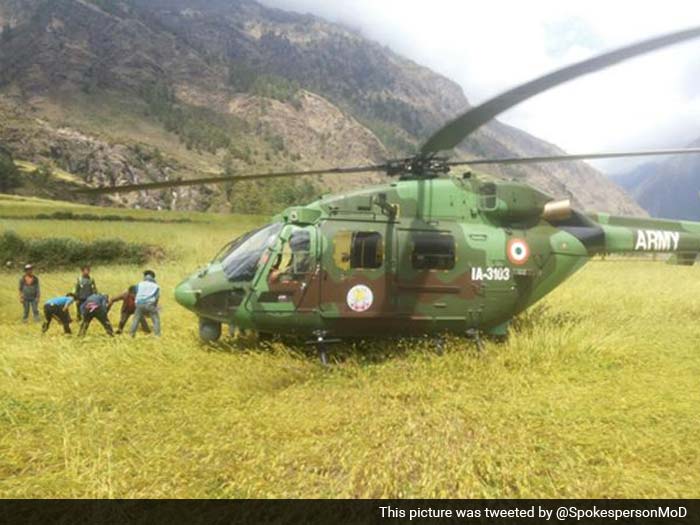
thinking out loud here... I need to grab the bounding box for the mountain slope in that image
[613,138,700,220]
[0,0,645,215]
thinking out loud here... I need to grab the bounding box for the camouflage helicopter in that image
[81,27,700,357]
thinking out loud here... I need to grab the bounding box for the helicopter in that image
[79,27,700,356]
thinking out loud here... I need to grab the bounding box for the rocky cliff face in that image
[0,0,645,215]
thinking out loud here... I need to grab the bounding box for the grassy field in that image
[1,195,700,498]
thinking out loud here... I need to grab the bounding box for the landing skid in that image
[306,332,342,365]
[466,329,485,352]
[201,323,509,360]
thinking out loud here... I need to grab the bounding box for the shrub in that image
[0,147,21,192]
[0,231,25,257]
[0,231,157,269]
[228,61,258,92]
[251,75,300,104]
[32,162,53,182]
[28,211,192,223]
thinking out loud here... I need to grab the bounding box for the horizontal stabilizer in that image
[667,253,698,266]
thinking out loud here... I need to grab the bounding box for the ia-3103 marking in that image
[471,267,512,281]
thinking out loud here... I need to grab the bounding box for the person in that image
[78,293,114,336]
[268,234,312,285]
[130,270,161,337]
[42,293,77,334]
[109,285,150,335]
[74,266,97,322]
[18,264,41,323]
[268,254,283,283]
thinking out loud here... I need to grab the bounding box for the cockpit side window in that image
[273,228,312,281]
[221,223,283,282]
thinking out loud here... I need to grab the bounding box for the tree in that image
[0,147,21,192]
[33,162,53,183]
[228,62,258,92]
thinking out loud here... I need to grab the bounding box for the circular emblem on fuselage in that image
[346,285,374,312]
[507,238,530,265]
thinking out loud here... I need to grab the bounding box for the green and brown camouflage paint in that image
[175,173,700,339]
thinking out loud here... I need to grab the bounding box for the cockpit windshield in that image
[217,223,283,282]
[213,231,253,264]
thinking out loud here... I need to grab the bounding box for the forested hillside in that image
[0,0,644,215]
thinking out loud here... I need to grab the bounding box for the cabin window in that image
[334,231,383,270]
[411,233,456,270]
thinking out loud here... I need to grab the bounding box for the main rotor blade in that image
[74,164,388,195]
[449,147,700,167]
[420,26,700,155]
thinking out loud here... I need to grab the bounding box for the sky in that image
[258,0,700,173]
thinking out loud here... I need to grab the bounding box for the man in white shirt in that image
[130,270,161,337]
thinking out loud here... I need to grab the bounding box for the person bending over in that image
[78,293,114,337]
[42,293,77,334]
[109,285,150,335]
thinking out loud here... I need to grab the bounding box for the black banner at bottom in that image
[1,499,698,525]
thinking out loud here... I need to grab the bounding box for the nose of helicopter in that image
[174,279,197,309]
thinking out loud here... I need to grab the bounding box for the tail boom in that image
[588,213,700,256]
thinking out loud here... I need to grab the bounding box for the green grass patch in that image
[0,193,263,223]
[14,160,83,184]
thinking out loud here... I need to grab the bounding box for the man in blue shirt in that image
[78,293,114,337]
[130,270,161,337]
[42,293,76,334]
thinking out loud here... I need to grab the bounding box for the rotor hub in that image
[385,156,451,180]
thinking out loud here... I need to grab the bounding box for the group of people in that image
[19,264,162,337]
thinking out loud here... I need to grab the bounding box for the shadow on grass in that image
[511,304,583,335]
[200,332,486,366]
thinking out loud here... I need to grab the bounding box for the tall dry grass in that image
[1,196,699,498]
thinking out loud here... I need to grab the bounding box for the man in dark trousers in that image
[130,270,161,337]
[42,293,77,334]
[78,293,114,337]
[74,265,97,322]
[109,285,150,335]
[18,264,41,323]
